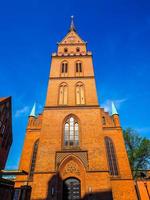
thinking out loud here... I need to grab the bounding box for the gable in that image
[59,31,86,45]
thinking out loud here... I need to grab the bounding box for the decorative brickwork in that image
[62,160,80,176]
[0,97,12,170]
[56,151,88,170]
[15,20,138,200]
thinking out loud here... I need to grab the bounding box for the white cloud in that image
[115,98,128,109]
[101,98,127,114]
[15,106,30,118]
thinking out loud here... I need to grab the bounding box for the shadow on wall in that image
[82,191,113,200]
[45,173,113,200]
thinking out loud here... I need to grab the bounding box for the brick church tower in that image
[15,17,138,200]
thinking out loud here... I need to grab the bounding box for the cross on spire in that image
[69,15,76,32]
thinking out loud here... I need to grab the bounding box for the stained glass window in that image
[64,116,79,148]
[105,137,118,176]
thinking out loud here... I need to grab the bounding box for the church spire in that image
[69,16,76,32]
[111,102,120,127]
[111,102,118,115]
[29,102,36,117]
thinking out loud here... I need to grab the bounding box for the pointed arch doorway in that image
[63,177,81,200]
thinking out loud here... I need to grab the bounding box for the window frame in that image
[75,61,83,76]
[75,82,86,105]
[61,61,68,77]
[104,136,119,176]
[63,115,80,149]
[58,82,68,105]
[102,116,106,125]
[29,139,39,179]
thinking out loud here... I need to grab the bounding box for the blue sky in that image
[0,0,150,169]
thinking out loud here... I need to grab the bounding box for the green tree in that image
[123,128,150,178]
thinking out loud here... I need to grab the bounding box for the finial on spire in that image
[69,15,76,32]
[29,102,36,117]
[111,102,118,115]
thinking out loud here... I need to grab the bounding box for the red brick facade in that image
[15,22,138,200]
[0,97,12,170]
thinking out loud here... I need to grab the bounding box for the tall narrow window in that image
[64,116,79,148]
[102,116,106,125]
[105,137,118,176]
[29,139,39,178]
[59,83,68,105]
[76,82,85,105]
[75,61,83,76]
[61,61,68,77]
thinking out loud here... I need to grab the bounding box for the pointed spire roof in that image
[69,16,76,32]
[58,16,86,45]
[111,102,118,115]
[29,102,36,117]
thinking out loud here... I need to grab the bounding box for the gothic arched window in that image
[105,137,119,176]
[29,139,39,178]
[59,83,68,105]
[61,61,68,77]
[64,116,79,148]
[75,61,83,76]
[76,82,85,105]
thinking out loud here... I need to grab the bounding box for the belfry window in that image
[61,61,68,77]
[59,83,68,105]
[64,116,79,148]
[105,137,119,176]
[76,62,82,72]
[76,82,85,105]
[29,139,39,178]
[75,61,83,76]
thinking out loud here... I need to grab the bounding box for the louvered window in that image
[61,61,68,76]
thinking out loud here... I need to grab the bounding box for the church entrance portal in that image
[63,177,81,200]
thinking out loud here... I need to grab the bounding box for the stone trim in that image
[110,178,134,181]
[103,127,122,130]
[44,105,99,110]
[49,76,95,80]
[51,54,92,58]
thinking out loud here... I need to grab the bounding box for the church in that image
[15,17,138,200]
